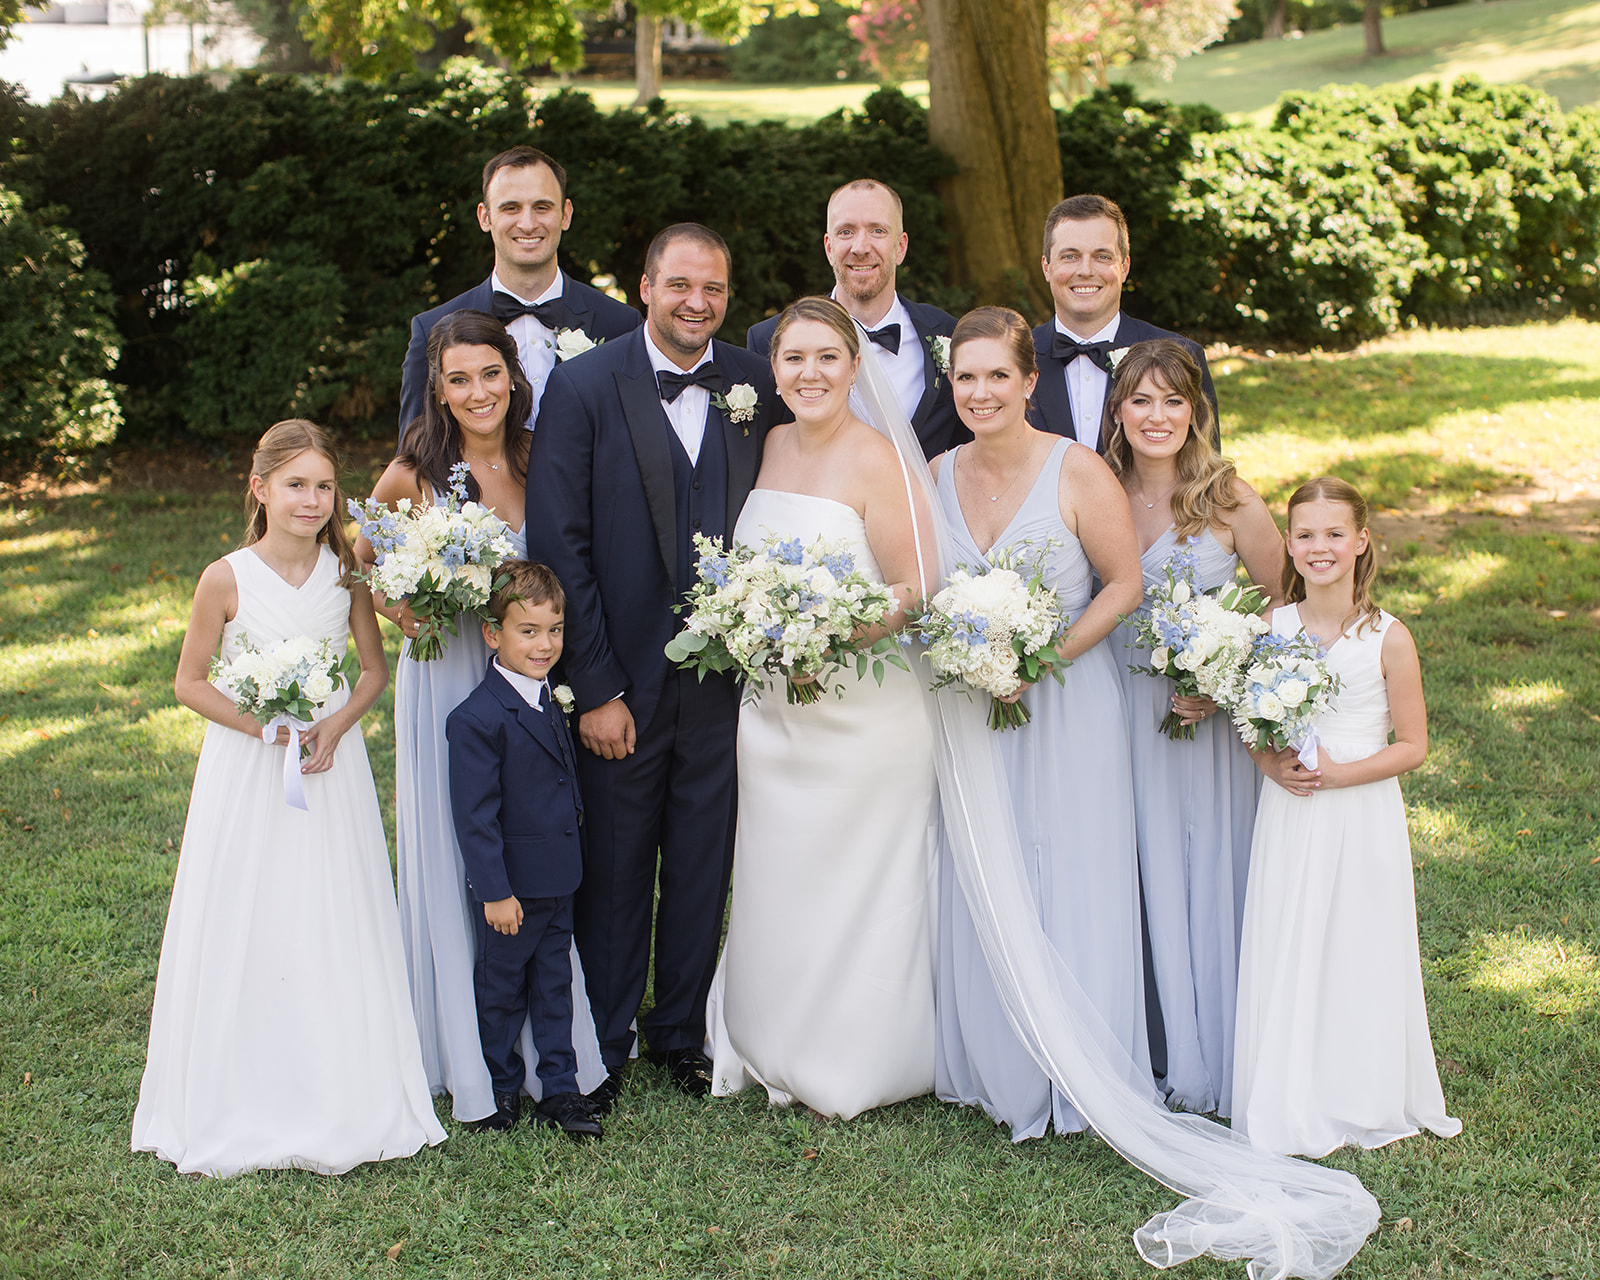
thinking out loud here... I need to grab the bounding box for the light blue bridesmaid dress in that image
[934,437,1149,1138]
[1111,526,1261,1117]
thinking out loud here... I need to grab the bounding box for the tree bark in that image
[633,10,663,107]
[1363,0,1385,56]
[924,0,1062,318]
[1264,0,1287,41]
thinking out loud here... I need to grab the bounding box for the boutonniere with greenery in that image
[1108,346,1130,371]
[552,684,575,713]
[713,383,760,427]
[552,329,599,361]
[925,333,951,375]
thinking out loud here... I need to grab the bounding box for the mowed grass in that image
[1119,0,1600,120]
[2,323,1599,1277]
[522,78,928,127]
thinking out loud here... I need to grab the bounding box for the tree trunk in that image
[924,0,1062,318]
[1264,0,1287,41]
[633,11,663,107]
[1363,0,1385,56]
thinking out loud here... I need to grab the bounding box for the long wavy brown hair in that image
[1101,339,1238,540]
[243,418,357,585]
[1282,475,1381,637]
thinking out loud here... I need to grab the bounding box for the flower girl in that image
[132,420,446,1177]
[1231,475,1461,1157]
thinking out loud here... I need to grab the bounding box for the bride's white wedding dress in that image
[706,488,939,1119]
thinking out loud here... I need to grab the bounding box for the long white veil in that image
[852,343,1380,1280]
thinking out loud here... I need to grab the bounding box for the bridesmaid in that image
[933,306,1148,1138]
[1102,339,1284,1117]
[356,309,603,1123]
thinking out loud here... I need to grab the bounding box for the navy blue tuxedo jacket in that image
[445,662,585,904]
[399,271,642,439]
[1030,314,1221,453]
[746,294,966,460]
[526,329,787,732]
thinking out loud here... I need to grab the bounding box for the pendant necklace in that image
[974,439,1041,503]
[465,450,502,472]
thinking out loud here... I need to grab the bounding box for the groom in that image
[526,223,786,1111]
[1033,193,1220,453]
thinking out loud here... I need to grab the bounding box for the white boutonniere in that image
[713,382,760,426]
[926,333,951,375]
[552,684,575,713]
[1108,346,1130,371]
[551,329,599,361]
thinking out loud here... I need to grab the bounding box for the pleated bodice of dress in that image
[1271,604,1395,761]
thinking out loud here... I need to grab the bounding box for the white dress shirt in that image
[835,291,927,427]
[494,658,548,712]
[643,327,714,466]
[490,268,566,422]
[1053,312,1124,451]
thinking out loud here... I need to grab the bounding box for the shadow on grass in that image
[1218,352,1600,443]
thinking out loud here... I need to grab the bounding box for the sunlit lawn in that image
[1,323,1598,1276]
[524,78,928,126]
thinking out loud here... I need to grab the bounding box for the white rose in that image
[1170,580,1191,606]
[1275,678,1308,707]
[1151,645,1171,670]
[555,328,597,360]
[459,562,492,597]
[304,671,335,704]
[1255,692,1286,721]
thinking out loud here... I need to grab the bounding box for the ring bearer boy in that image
[446,561,601,1140]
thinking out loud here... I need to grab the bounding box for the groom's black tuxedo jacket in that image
[526,328,788,734]
[398,271,642,440]
[745,294,966,460]
[1030,313,1221,454]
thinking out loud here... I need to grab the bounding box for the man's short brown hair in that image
[481,147,568,202]
[1042,193,1129,260]
[488,560,566,623]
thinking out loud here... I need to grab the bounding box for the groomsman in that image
[747,179,964,459]
[1033,194,1220,453]
[398,146,642,440]
[527,224,787,1111]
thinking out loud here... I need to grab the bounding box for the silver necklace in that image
[971,440,1040,503]
[1131,480,1176,510]
[464,450,502,472]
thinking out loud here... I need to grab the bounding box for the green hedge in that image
[3,69,1595,444]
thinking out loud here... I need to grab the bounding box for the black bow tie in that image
[1050,334,1115,373]
[862,323,901,355]
[657,364,725,404]
[491,292,576,332]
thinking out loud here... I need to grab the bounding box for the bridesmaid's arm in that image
[1315,620,1428,790]
[352,459,427,638]
[1224,477,1288,605]
[1056,447,1142,661]
[174,560,288,742]
[300,585,390,774]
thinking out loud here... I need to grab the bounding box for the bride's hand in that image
[299,718,347,773]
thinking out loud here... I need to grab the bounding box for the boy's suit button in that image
[565,829,575,837]
[692,479,700,491]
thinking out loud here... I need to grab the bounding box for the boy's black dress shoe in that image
[585,1069,624,1117]
[535,1091,603,1141]
[473,1091,519,1131]
[649,1047,713,1098]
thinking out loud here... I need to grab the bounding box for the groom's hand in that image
[580,699,637,760]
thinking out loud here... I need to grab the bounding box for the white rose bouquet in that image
[347,462,516,661]
[1128,537,1270,739]
[1231,629,1340,765]
[913,545,1069,731]
[211,633,360,809]
[664,531,907,705]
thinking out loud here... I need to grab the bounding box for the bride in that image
[706,296,939,1119]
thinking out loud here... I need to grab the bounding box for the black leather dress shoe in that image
[472,1091,519,1131]
[653,1047,713,1098]
[585,1069,624,1117]
[535,1091,603,1141]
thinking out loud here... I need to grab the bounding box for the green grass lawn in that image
[528,0,1597,128]
[1117,0,1600,119]
[2,323,1599,1277]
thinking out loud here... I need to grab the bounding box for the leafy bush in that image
[0,184,122,459]
[725,1,868,83]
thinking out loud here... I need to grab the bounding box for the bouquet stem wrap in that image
[262,713,314,811]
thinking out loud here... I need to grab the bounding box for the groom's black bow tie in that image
[1050,334,1116,373]
[862,323,901,355]
[491,292,575,332]
[657,364,725,404]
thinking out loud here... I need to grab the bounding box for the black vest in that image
[665,406,729,600]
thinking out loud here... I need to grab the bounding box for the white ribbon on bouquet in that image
[262,714,313,811]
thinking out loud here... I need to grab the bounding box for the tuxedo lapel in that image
[560,271,596,336]
[713,341,761,519]
[487,667,567,770]
[907,307,941,431]
[615,339,679,591]
[1031,329,1078,441]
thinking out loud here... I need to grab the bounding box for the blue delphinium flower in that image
[698,552,731,588]
[821,551,856,580]
[770,538,805,566]
[442,542,468,571]
[949,609,990,648]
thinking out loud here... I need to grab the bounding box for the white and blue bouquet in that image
[665,531,906,705]
[212,634,359,809]
[914,546,1069,731]
[1128,537,1270,739]
[347,462,516,661]
[1231,630,1340,766]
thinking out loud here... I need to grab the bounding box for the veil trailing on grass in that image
[851,343,1380,1280]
